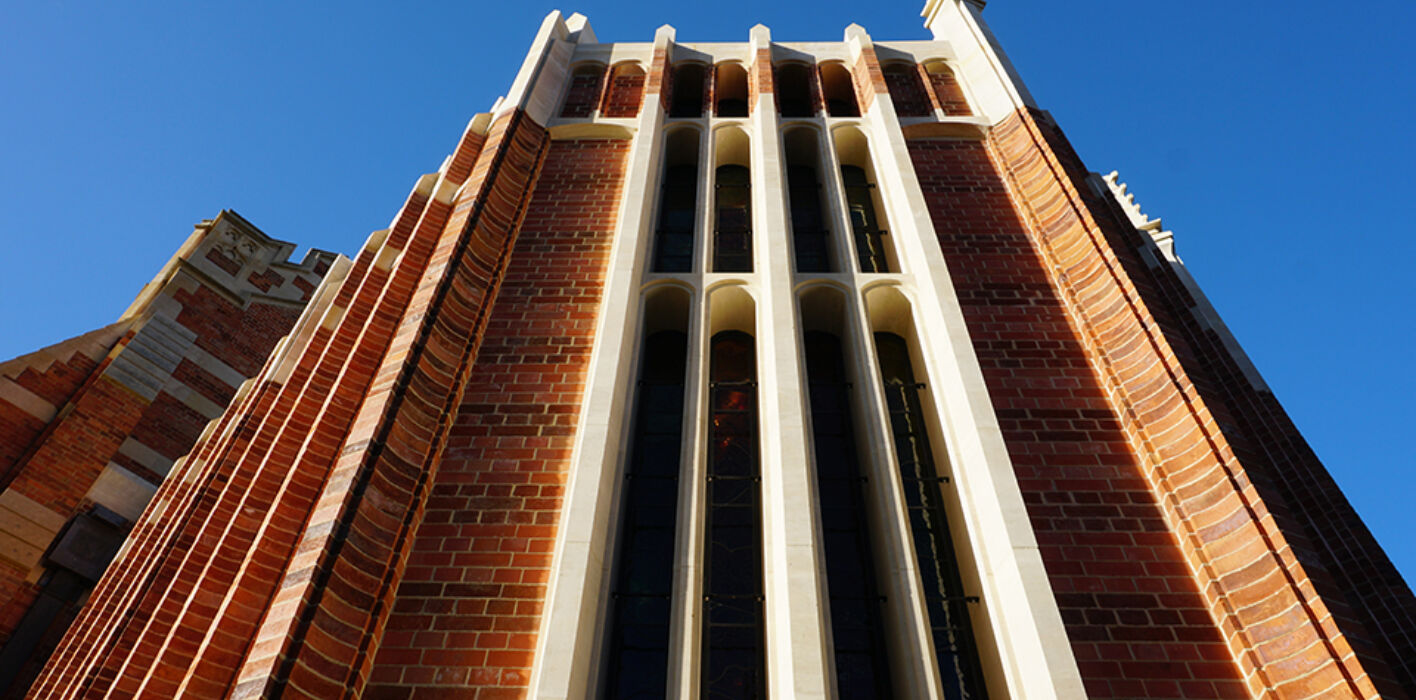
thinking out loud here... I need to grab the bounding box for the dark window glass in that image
[713,165,752,272]
[788,166,831,273]
[703,331,765,699]
[873,333,988,700]
[777,64,814,118]
[655,165,697,272]
[842,166,889,273]
[671,64,706,118]
[804,332,892,699]
[605,331,689,700]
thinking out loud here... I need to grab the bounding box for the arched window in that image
[654,130,700,272]
[873,332,987,699]
[803,328,893,697]
[882,62,932,117]
[834,127,898,273]
[923,61,971,117]
[603,312,688,699]
[561,63,605,118]
[670,63,706,118]
[776,63,814,118]
[714,63,749,117]
[784,129,831,273]
[703,329,765,699]
[713,128,752,272]
[820,63,859,117]
[602,63,646,118]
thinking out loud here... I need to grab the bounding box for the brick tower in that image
[31,3,1415,698]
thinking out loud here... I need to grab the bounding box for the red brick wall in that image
[0,349,106,480]
[909,138,1248,698]
[1079,148,1416,694]
[367,137,627,699]
[970,107,1386,698]
[925,65,971,117]
[560,66,605,119]
[883,62,932,117]
[851,49,886,114]
[600,65,644,118]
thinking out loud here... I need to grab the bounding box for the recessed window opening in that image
[654,129,701,273]
[923,61,972,117]
[561,63,606,119]
[784,129,832,273]
[865,288,988,700]
[602,63,647,118]
[715,63,749,118]
[670,63,707,118]
[882,62,932,118]
[819,63,859,117]
[833,128,899,273]
[777,63,814,118]
[712,128,752,273]
[799,287,893,698]
[603,287,691,700]
[703,287,764,699]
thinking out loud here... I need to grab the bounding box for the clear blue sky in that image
[2,2,1412,584]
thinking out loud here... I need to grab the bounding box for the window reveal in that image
[874,333,988,700]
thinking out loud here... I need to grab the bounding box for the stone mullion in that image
[846,21,1087,698]
[744,24,833,699]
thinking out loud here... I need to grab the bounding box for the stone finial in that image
[750,24,771,49]
[566,13,597,44]
[655,24,676,45]
[844,23,871,47]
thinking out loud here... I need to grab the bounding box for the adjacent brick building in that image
[24,3,1416,698]
[0,211,343,695]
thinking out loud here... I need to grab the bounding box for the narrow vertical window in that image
[703,330,765,699]
[874,333,988,700]
[715,63,749,117]
[654,130,699,273]
[819,63,860,117]
[784,129,831,273]
[604,329,689,699]
[804,330,892,698]
[670,63,706,118]
[714,166,752,272]
[776,63,814,118]
[842,166,888,273]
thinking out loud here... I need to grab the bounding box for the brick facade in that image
[910,137,1248,697]
[21,8,1414,699]
[368,137,628,698]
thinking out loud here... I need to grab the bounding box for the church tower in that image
[32,3,1415,698]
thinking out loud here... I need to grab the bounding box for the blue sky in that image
[2,1,1412,585]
